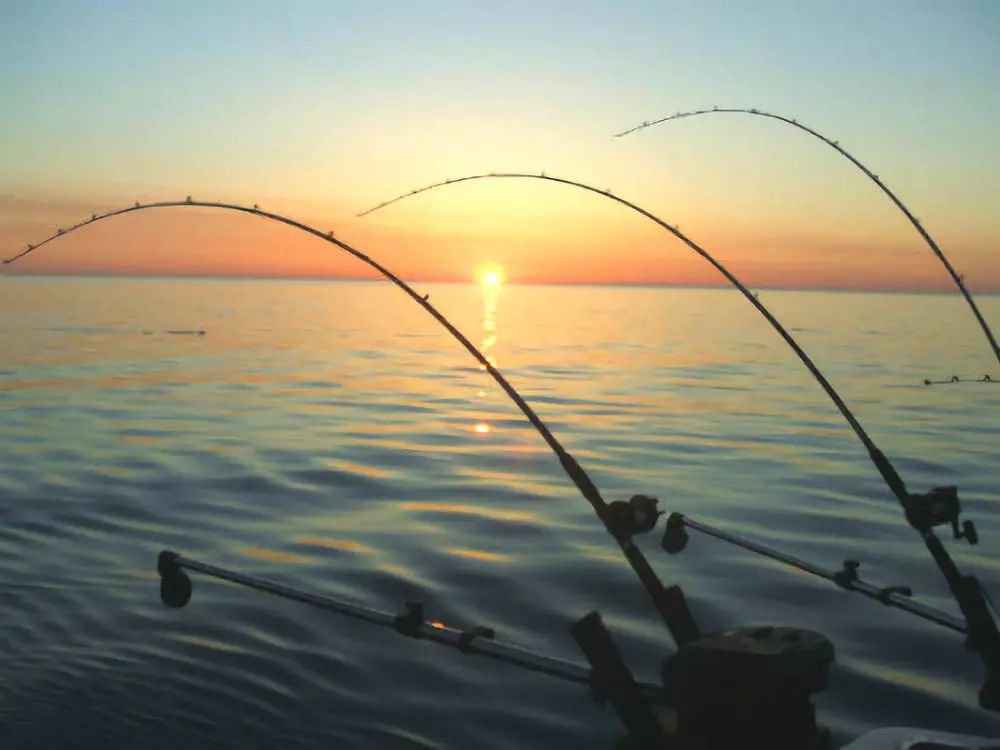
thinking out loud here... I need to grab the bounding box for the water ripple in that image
[2,279,998,747]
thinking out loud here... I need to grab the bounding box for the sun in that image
[477,265,505,287]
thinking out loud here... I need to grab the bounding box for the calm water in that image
[1,276,998,748]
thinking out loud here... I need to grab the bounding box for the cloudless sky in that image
[1,0,998,290]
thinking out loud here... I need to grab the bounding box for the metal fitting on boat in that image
[662,626,834,750]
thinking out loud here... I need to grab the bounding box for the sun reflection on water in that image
[476,265,502,371]
[471,265,503,434]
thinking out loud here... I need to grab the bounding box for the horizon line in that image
[3,269,997,296]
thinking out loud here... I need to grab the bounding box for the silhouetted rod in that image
[2,200,687,643]
[163,552,663,695]
[0,201,595,508]
[358,173,912,508]
[667,514,966,634]
[615,107,1000,366]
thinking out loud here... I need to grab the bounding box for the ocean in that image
[1,276,998,748]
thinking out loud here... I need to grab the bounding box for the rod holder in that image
[570,611,666,749]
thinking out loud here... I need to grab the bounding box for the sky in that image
[1,0,998,291]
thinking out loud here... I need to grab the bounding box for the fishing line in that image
[614,107,1000,368]
[2,199,692,642]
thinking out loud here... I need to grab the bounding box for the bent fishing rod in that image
[2,197,699,648]
[357,174,914,499]
[614,106,1000,369]
[358,172,1000,707]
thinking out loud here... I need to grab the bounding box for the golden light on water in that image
[446,548,510,562]
[477,263,502,371]
[470,264,503,435]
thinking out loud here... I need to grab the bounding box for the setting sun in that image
[477,266,504,287]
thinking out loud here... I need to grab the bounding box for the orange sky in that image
[2,3,998,293]
[2,185,995,293]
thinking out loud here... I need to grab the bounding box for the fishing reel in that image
[661,512,688,554]
[603,495,663,539]
[903,486,978,544]
[158,550,193,608]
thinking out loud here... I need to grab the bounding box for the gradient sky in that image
[1,0,998,290]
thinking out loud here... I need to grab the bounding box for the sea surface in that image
[1,276,998,748]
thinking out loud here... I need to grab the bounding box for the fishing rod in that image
[660,512,968,634]
[5,198,704,746]
[358,172,999,709]
[614,106,1000,369]
[1,198,698,649]
[154,551,663,699]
